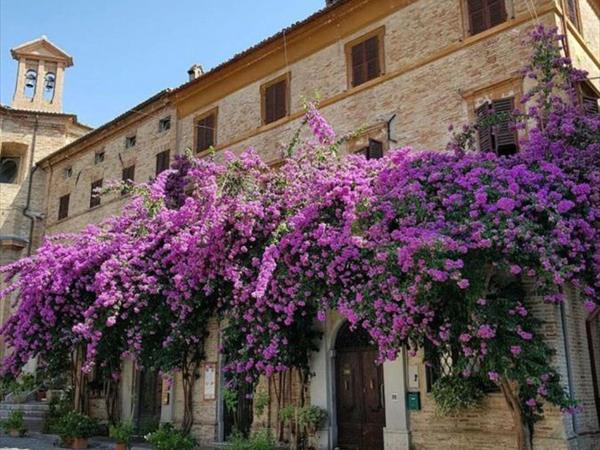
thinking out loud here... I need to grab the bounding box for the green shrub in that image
[145,423,196,450]
[229,429,275,450]
[109,420,134,444]
[1,410,26,435]
[43,394,71,434]
[57,411,98,439]
[431,375,485,416]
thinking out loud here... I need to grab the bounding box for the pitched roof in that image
[11,35,74,66]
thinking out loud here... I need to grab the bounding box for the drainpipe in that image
[22,115,39,256]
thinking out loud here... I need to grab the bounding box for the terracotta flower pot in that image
[70,437,88,449]
[115,443,127,450]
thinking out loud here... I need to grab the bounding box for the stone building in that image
[3,0,600,449]
[0,36,91,360]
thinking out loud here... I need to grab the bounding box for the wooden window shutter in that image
[155,150,170,175]
[492,97,517,155]
[121,165,135,196]
[351,41,366,87]
[367,139,384,160]
[264,79,287,124]
[468,0,487,35]
[90,179,103,208]
[58,194,70,220]
[197,114,215,152]
[365,36,380,82]
[487,0,507,28]
[583,96,599,115]
[476,102,493,152]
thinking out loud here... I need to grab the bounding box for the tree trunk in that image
[181,359,199,435]
[71,347,88,414]
[500,378,533,450]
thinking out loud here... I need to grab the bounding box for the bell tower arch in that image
[10,35,73,113]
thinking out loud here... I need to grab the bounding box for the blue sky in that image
[0,0,324,127]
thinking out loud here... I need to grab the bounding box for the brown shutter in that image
[197,114,215,152]
[468,0,487,34]
[155,150,170,175]
[121,165,135,196]
[487,0,507,27]
[476,102,493,152]
[264,80,287,124]
[58,194,70,220]
[365,36,380,81]
[492,97,517,155]
[90,179,103,208]
[351,42,366,87]
[582,96,599,115]
[367,139,384,160]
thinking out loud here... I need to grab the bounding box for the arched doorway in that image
[335,321,385,450]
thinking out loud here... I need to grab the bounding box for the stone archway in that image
[334,321,385,450]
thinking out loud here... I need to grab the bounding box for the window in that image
[357,139,384,160]
[476,97,517,156]
[580,82,599,115]
[262,75,289,125]
[155,150,170,175]
[63,167,73,179]
[24,69,37,98]
[122,165,135,196]
[94,151,105,164]
[58,194,70,220]
[195,112,216,153]
[125,135,136,149]
[159,116,171,132]
[347,29,384,88]
[0,157,20,184]
[565,0,580,30]
[466,0,507,35]
[90,179,103,208]
[44,72,56,102]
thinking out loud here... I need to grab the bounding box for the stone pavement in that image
[0,434,152,450]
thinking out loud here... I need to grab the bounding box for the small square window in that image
[159,116,171,132]
[346,29,384,88]
[63,167,73,179]
[357,139,384,160]
[125,135,137,149]
[94,151,105,164]
[466,0,508,35]
[121,165,135,196]
[196,112,216,153]
[90,179,103,208]
[58,194,70,220]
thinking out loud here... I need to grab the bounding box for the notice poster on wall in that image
[203,362,216,400]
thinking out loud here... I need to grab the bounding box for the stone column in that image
[52,62,65,112]
[383,349,411,450]
[32,60,45,109]
[12,59,27,105]
[308,317,332,449]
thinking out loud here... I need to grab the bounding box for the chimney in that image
[187,64,204,81]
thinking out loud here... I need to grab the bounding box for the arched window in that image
[24,69,37,98]
[44,72,56,101]
[0,157,20,184]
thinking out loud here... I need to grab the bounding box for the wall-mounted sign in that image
[203,362,216,400]
[161,378,170,405]
[408,365,420,390]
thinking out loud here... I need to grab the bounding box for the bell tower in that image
[10,36,73,113]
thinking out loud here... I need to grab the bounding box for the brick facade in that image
[3,0,599,448]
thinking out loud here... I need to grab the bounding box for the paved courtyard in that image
[0,434,133,450]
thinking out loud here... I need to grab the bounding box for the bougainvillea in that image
[0,25,598,448]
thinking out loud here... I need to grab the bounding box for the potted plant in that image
[109,421,134,450]
[1,410,26,437]
[145,423,196,450]
[57,411,98,449]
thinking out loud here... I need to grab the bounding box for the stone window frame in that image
[459,0,515,39]
[461,75,523,123]
[94,150,105,165]
[346,122,389,156]
[0,142,28,185]
[344,26,386,90]
[125,134,137,149]
[260,72,291,126]
[158,116,171,133]
[193,106,219,156]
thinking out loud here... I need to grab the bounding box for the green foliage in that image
[280,404,327,435]
[431,376,485,416]
[1,410,26,434]
[57,411,99,439]
[253,392,270,417]
[42,393,72,434]
[229,429,275,450]
[145,423,196,450]
[137,416,160,436]
[109,421,134,444]
[223,388,238,414]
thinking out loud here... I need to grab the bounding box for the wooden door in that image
[136,369,162,433]
[335,323,385,450]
